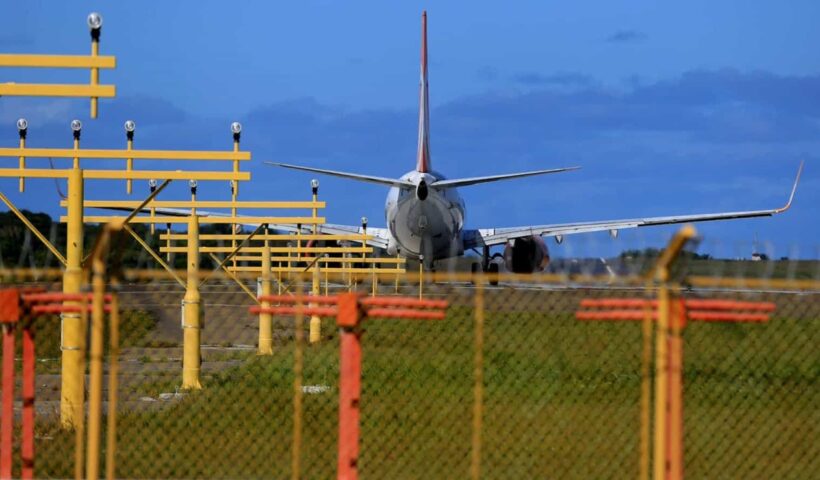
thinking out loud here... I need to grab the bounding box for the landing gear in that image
[475,246,500,286]
[486,262,499,286]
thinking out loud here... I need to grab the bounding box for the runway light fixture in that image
[230,122,242,135]
[189,179,198,194]
[149,179,158,192]
[71,119,82,139]
[361,217,368,229]
[124,120,136,132]
[87,12,103,30]
[311,178,319,195]
[16,118,28,135]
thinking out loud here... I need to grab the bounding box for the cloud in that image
[512,72,593,87]
[1,69,815,249]
[476,66,499,82]
[606,30,647,43]
[0,33,34,47]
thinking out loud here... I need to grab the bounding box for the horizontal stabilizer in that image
[265,162,413,188]
[432,166,580,188]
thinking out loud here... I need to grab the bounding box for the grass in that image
[25,288,818,479]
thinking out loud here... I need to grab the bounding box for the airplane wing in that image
[431,166,580,188]
[95,206,391,249]
[265,162,414,188]
[464,161,803,249]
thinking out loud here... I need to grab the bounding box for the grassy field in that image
[21,288,820,478]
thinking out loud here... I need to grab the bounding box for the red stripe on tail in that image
[416,11,431,173]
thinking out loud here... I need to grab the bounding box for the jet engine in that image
[503,235,550,273]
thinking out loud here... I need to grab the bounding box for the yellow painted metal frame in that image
[160,245,366,253]
[71,200,322,209]
[0,148,249,161]
[73,215,322,225]
[0,46,116,118]
[231,256,405,264]
[0,169,250,181]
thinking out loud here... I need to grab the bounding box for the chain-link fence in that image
[0,269,816,479]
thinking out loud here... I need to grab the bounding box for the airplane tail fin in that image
[416,11,431,173]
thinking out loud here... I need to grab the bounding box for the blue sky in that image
[1,1,818,259]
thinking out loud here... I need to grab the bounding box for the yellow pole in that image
[324,266,329,296]
[259,227,273,355]
[165,222,172,263]
[309,188,321,344]
[105,281,121,480]
[125,131,133,194]
[90,36,99,118]
[639,288,653,480]
[61,167,85,427]
[231,129,240,272]
[182,214,202,389]
[395,255,401,294]
[73,306,88,480]
[73,132,80,169]
[18,132,25,192]
[86,244,107,480]
[419,256,424,300]
[470,283,485,480]
[653,282,669,480]
[292,286,305,480]
[667,289,684,480]
[371,269,376,297]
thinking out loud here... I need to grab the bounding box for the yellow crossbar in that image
[65,216,324,225]
[160,233,368,241]
[160,246,370,254]
[0,169,250,181]
[0,54,116,69]
[232,256,405,264]
[0,83,115,97]
[68,200,322,209]
[0,148,250,161]
[230,267,404,274]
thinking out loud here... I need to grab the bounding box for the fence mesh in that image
[0,273,817,479]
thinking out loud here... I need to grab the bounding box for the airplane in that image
[265,11,803,274]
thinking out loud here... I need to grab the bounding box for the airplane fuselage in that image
[385,170,465,263]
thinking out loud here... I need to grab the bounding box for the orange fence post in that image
[251,293,448,480]
[576,296,775,480]
[0,288,19,480]
[21,317,35,480]
[1,322,14,480]
[337,293,363,480]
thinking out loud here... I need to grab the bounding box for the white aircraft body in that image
[267,11,802,273]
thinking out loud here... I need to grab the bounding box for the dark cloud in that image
[0,33,34,47]
[513,72,593,87]
[606,30,647,43]
[476,66,499,82]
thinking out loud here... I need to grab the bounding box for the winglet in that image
[775,160,804,213]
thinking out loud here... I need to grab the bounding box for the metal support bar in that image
[0,84,115,98]
[0,191,67,266]
[200,223,266,286]
[122,179,172,226]
[0,147,249,161]
[0,169,250,181]
[0,54,116,68]
[207,253,259,304]
[122,225,185,288]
